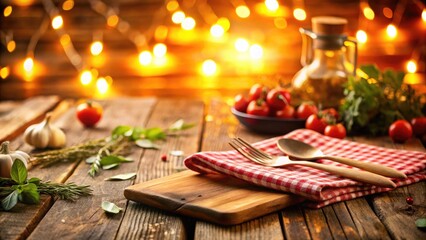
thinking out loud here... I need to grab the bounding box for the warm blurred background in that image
[0,0,425,100]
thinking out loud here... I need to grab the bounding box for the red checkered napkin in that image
[184,129,426,208]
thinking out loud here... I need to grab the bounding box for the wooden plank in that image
[281,206,311,239]
[116,98,205,239]
[303,208,333,240]
[25,98,157,239]
[372,182,426,240]
[0,95,61,142]
[331,202,361,239]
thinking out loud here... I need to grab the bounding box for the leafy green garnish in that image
[340,64,425,135]
[101,201,122,214]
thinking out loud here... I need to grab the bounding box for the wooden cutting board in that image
[124,170,304,225]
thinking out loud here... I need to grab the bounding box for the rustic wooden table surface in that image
[0,96,425,240]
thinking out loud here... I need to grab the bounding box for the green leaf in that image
[85,156,98,164]
[130,127,145,141]
[1,190,19,211]
[102,163,119,170]
[169,119,195,131]
[360,64,379,80]
[135,139,160,149]
[111,126,132,138]
[10,159,27,185]
[104,173,137,181]
[99,155,133,166]
[19,183,40,204]
[415,218,426,228]
[28,177,41,185]
[101,201,122,214]
[145,127,166,141]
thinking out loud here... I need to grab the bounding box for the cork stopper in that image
[312,16,347,35]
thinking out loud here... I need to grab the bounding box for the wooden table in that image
[0,96,425,240]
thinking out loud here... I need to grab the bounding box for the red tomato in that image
[324,123,347,139]
[389,120,412,143]
[266,89,288,110]
[305,114,327,134]
[76,101,103,127]
[320,108,339,120]
[296,102,318,119]
[234,94,249,112]
[248,84,268,101]
[246,100,270,116]
[275,105,295,119]
[410,117,426,137]
[276,88,291,105]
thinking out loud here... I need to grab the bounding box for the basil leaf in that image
[416,218,426,228]
[145,127,166,141]
[100,155,133,166]
[102,163,119,170]
[28,177,41,185]
[169,119,195,131]
[85,156,98,164]
[101,201,122,214]
[1,190,19,211]
[19,183,40,204]
[105,173,137,181]
[130,127,145,141]
[10,159,27,184]
[111,126,132,138]
[135,139,160,149]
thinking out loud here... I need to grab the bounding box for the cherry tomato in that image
[324,123,346,139]
[246,100,270,116]
[320,108,339,120]
[248,84,268,101]
[305,114,327,134]
[76,101,103,127]
[410,117,426,137]
[389,120,412,143]
[266,89,288,110]
[275,105,295,119]
[296,102,318,119]
[276,88,291,105]
[234,94,249,113]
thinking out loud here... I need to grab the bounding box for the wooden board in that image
[124,170,304,225]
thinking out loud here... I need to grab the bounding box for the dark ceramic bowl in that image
[231,108,306,135]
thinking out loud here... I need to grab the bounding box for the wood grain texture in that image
[124,170,303,225]
[26,98,157,240]
[116,98,205,239]
[0,95,60,142]
[281,206,311,239]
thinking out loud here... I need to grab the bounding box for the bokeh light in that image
[0,67,10,79]
[235,38,250,52]
[139,51,153,65]
[236,5,250,18]
[293,8,306,21]
[386,24,397,39]
[356,30,367,44]
[3,6,12,17]
[90,41,103,56]
[153,43,167,58]
[210,24,225,38]
[249,44,263,59]
[52,15,64,29]
[406,60,417,73]
[181,17,196,30]
[363,7,375,20]
[23,57,34,72]
[201,59,217,76]
[172,11,185,24]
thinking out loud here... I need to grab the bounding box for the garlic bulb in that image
[24,113,66,149]
[0,141,29,178]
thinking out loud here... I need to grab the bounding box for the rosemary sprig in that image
[37,181,92,201]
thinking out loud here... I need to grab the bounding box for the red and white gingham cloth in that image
[184,129,426,208]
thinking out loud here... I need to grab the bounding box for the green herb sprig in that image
[30,119,195,177]
[1,160,92,211]
[340,64,425,135]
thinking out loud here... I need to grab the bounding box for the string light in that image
[166,0,179,12]
[80,70,94,85]
[210,24,225,38]
[235,38,250,52]
[3,6,12,17]
[265,0,279,11]
[249,44,263,59]
[90,41,103,56]
[236,5,250,18]
[96,76,112,94]
[139,51,153,65]
[153,43,167,58]
[386,24,397,39]
[7,40,16,52]
[201,59,217,76]
[293,8,306,21]
[422,9,426,22]
[406,60,417,73]
[51,15,64,29]
[181,17,196,30]
[356,30,368,44]
[0,67,10,79]
[62,0,74,11]
[107,14,119,27]
[172,11,185,24]
[363,6,375,20]
[23,57,34,73]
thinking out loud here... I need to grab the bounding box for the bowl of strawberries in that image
[231,83,316,134]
